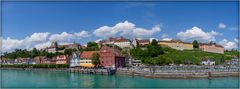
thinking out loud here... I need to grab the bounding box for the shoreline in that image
[116,70,239,79]
[1,68,239,79]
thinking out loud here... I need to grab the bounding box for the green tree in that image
[87,42,98,47]
[64,49,77,55]
[31,48,38,58]
[84,42,99,51]
[91,53,100,66]
[151,39,158,46]
[192,40,199,49]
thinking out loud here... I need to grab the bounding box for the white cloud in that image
[49,32,74,42]
[93,26,118,38]
[3,37,24,51]
[218,39,237,50]
[177,26,220,42]
[162,38,172,41]
[49,31,90,42]
[34,41,52,50]
[93,21,161,38]
[2,32,51,52]
[2,31,90,52]
[26,32,50,42]
[74,31,91,38]
[218,23,226,29]
[234,38,238,43]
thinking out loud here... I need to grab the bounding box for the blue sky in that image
[2,1,239,51]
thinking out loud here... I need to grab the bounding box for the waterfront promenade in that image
[116,65,239,78]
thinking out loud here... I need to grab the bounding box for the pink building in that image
[199,43,224,54]
[100,45,125,68]
[53,55,70,64]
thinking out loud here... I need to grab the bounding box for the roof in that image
[136,39,149,43]
[115,39,130,42]
[99,37,130,43]
[80,51,98,59]
[100,45,123,56]
[199,43,223,48]
[158,39,192,44]
[201,58,214,61]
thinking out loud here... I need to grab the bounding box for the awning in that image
[80,63,94,67]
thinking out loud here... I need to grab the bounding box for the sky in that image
[2,1,239,52]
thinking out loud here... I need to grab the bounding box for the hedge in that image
[1,64,69,68]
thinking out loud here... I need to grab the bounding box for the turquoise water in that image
[1,69,239,88]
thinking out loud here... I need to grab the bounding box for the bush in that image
[1,64,69,68]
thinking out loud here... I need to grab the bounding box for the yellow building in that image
[79,51,99,67]
[158,39,193,50]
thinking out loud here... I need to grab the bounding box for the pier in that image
[69,68,116,75]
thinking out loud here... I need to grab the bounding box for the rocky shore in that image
[1,68,239,79]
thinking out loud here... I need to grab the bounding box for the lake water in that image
[1,69,239,88]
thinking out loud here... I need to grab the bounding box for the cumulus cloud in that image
[162,38,172,41]
[49,31,90,42]
[74,31,90,38]
[49,32,74,42]
[234,38,239,43]
[2,31,90,52]
[177,26,220,42]
[93,21,161,38]
[3,37,24,51]
[218,39,237,50]
[26,32,50,42]
[34,41,52,50]
[218,23,226,29]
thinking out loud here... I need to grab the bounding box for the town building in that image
[99,37,133,49]
[224,59,239,65]
[53,55,69,64]
[200,58,215,65]
[33,56,48,64]
[15,58,29,64]
[70,52,81,67]
[46,42,81,53]
[199,42,224,54]
[128,58,143,67]
[132,39,150,47]
[79,51,98,68]
[28,59,36,64]
[46,42,58,53]
[0,57,6,64]
[100,45,125,68]
[158,39,193,50]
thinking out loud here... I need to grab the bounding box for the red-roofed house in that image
[79,51,99,67]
